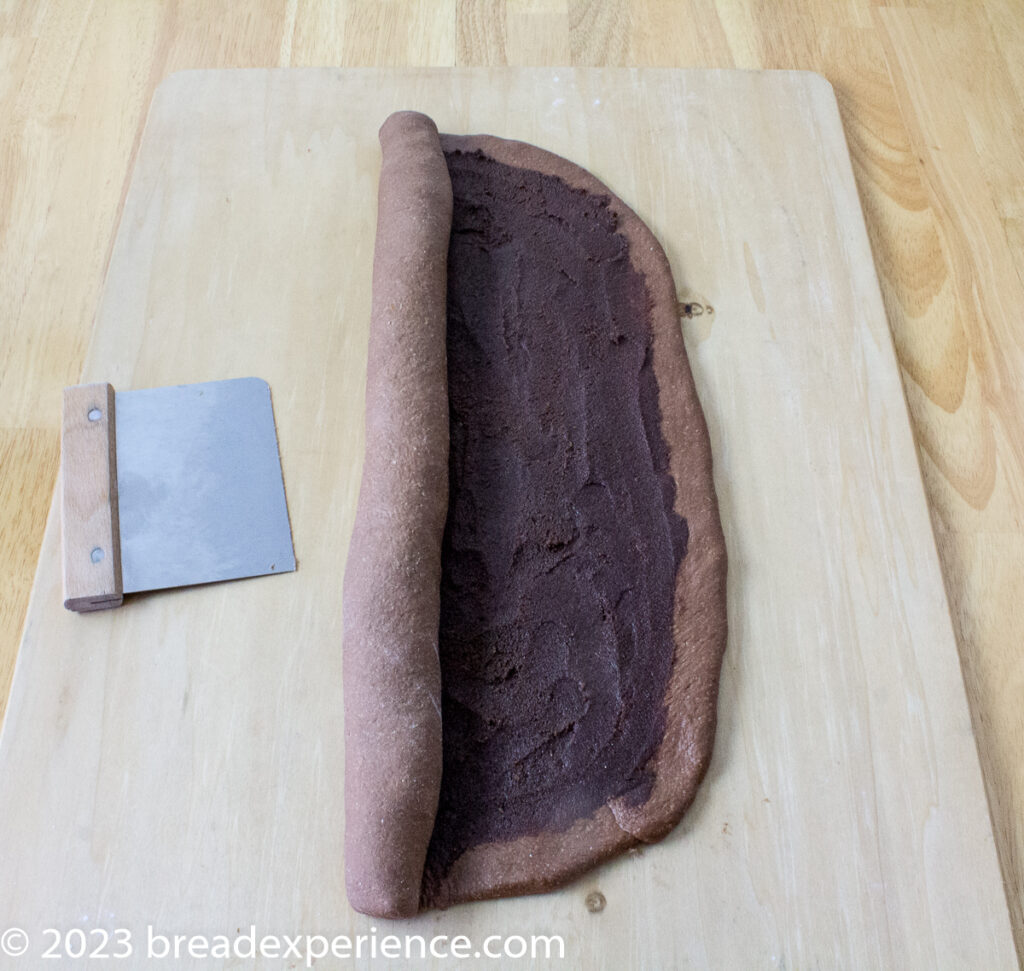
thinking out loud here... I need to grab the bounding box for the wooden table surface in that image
[2,0,1022,961]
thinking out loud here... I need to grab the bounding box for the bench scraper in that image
[60,377,296,612]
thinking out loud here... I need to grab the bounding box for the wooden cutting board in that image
[0,69,1014,969]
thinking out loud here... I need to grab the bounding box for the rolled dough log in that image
[342,111,452,919]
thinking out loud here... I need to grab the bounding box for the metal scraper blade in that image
[114,377,295,594]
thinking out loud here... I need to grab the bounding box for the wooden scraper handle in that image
[61,383,124,611]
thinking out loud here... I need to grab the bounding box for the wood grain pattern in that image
[1,0,1022,961]
[0,67,1015,969]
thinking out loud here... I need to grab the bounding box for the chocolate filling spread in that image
[424,149,689,884]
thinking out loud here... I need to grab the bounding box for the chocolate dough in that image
[343,113,728,917]
[423,147,691,888]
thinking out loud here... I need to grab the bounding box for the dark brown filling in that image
[423,149,688,886]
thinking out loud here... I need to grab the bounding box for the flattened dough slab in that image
[343,113,727,915]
